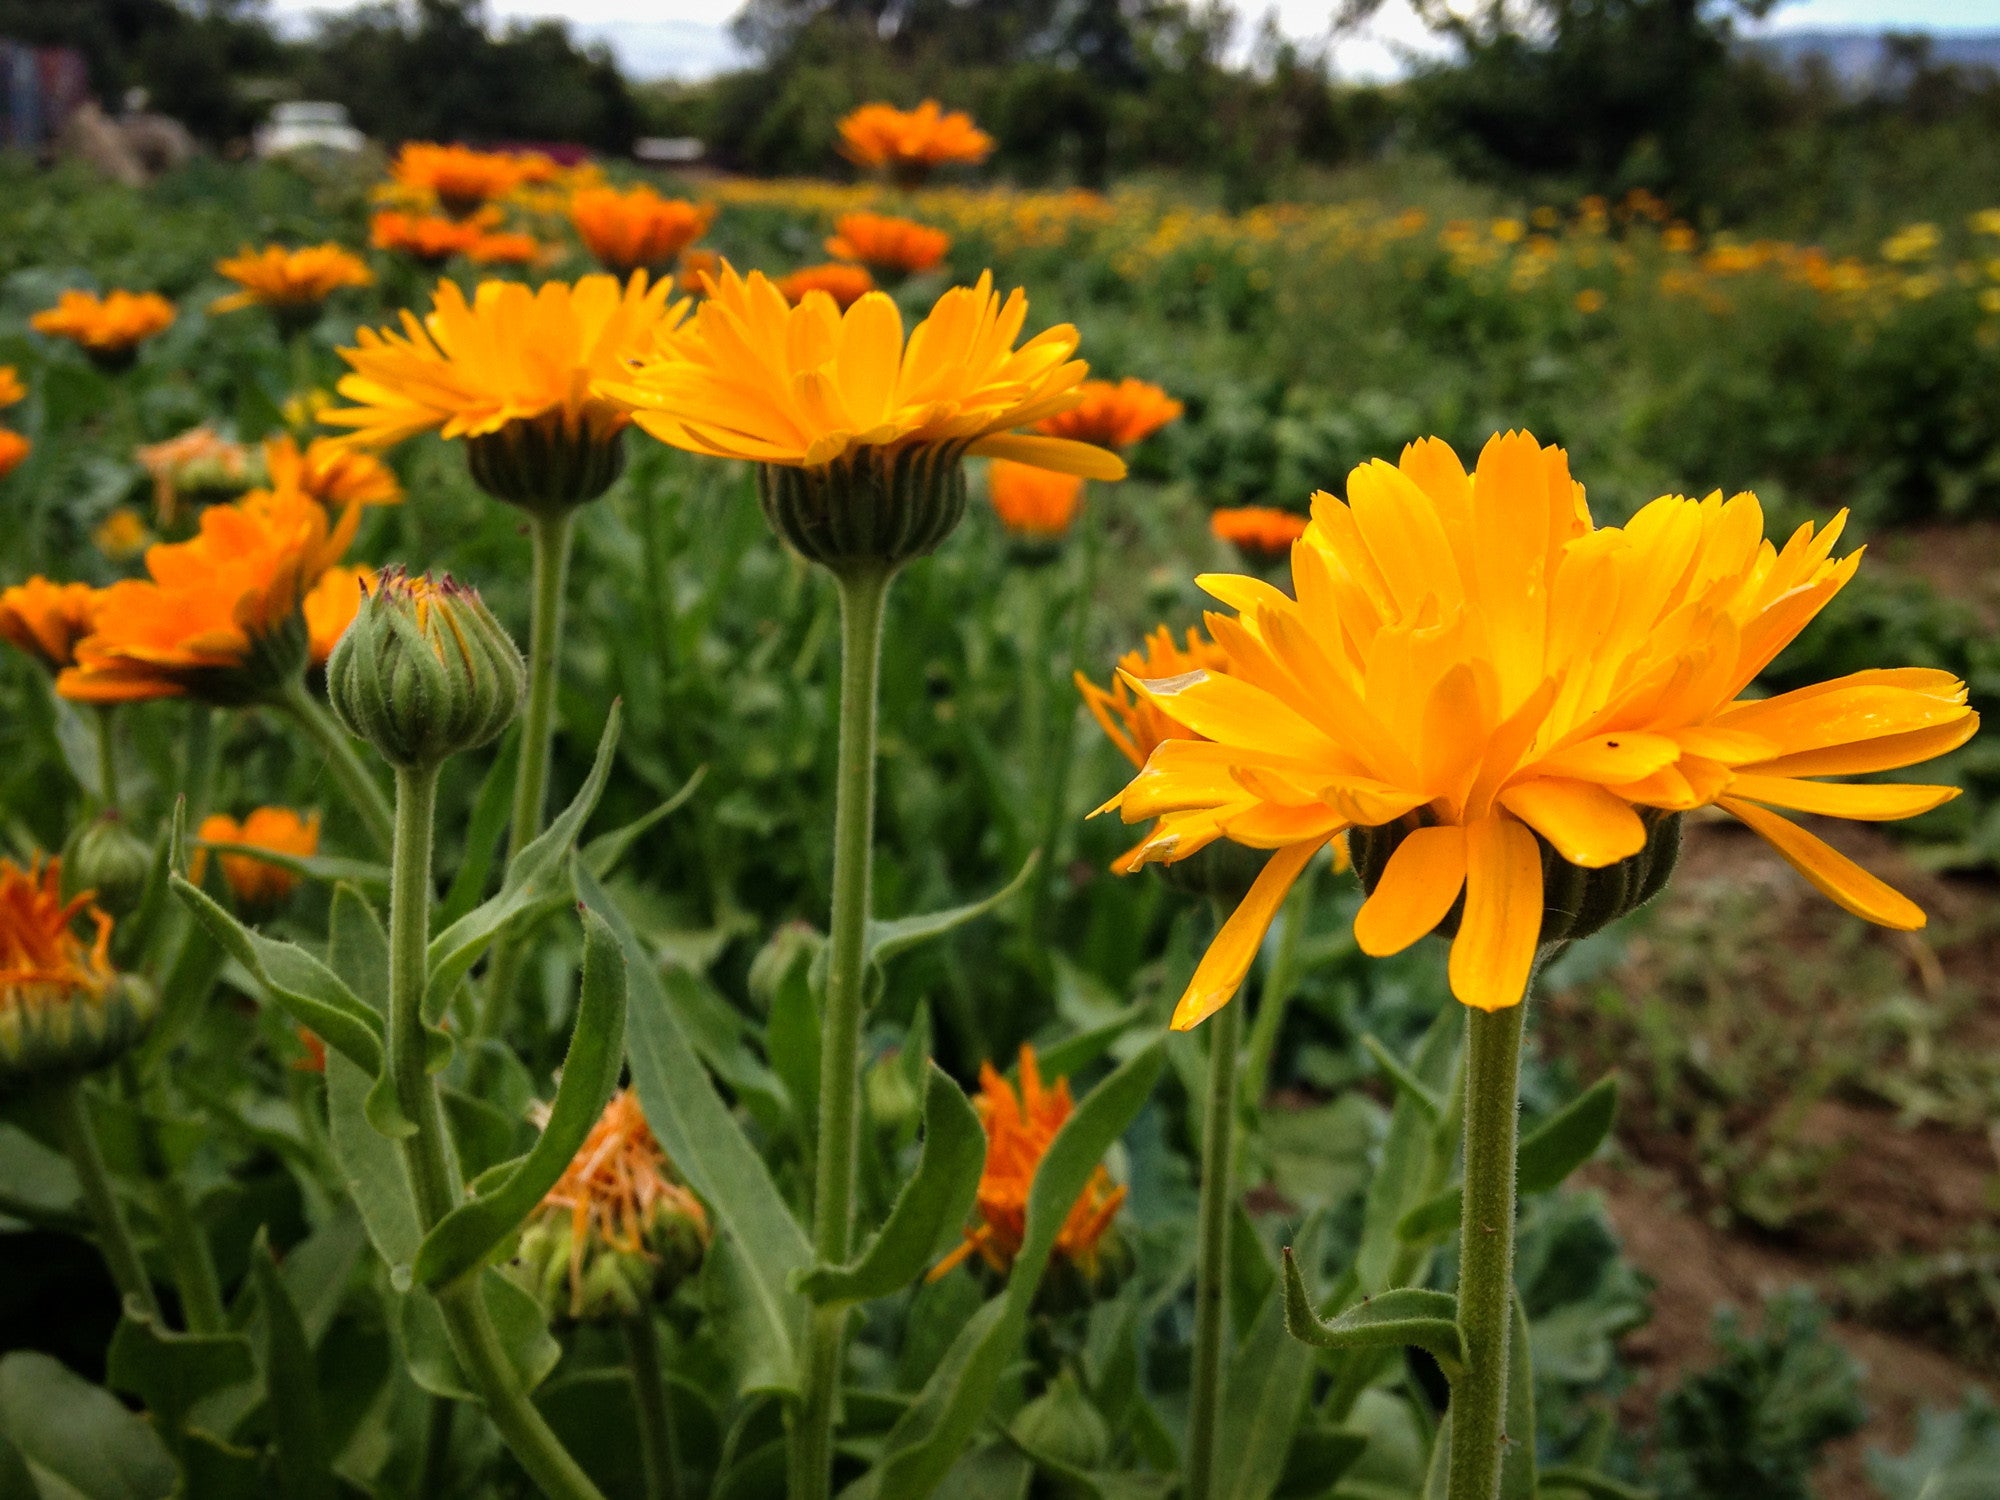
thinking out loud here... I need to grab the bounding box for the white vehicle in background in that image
[254,102,366,159]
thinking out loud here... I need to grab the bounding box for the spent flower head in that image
[0,858,154,1091]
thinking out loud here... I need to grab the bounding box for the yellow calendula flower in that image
[263,434,402,509]
[775,261,876,310]
[31,290,175,368]
[987,458,1083,543]
[569,185,713,277]
[304,563,376,665]
[211,243,372,315]
[1100,430,1977,1022]
[837,100,993,186]
[1035,377,1182,452]
[0,367,24,407]
[93,507,151,561]
[388,142,534,218]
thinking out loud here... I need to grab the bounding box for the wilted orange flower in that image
[1209,505,1308,560]
[136,426,258,521]
[263,434,402,509]
[838,101,993,184]
[370,210,487,266]
[467,231,542,267]
[988,458,1083,542]
[0,430,26,479]
[211,243,372,313]
[775,262,876,309]
[194,807,319,907]
[94,508,150,561]
[0,857,114,1012]
[32,290,175,363]
[59,485,361,704]
[1035,378,1182,450]
[929,1046,1125,1280]
[826,212,951,276]
[570,186,713,276]
[389,142,533,217]
[0,579,100,673]
[0,367,23,407]
[305,563,375,664]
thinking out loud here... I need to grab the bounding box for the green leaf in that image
[413,905,629,1290]
[1032,1006,1151,1084]
[191,839,388,898]
[849,1041,1166,1500]
[1539,1467,1653,1499]
[1215,1251,1317,1500]
[1357,1005,1461,1295]
[1362,1032,1443,1123]
[1396,1076,1619,1244]
[579,862,810,1395]
[424,703,622,1020]
[796,1064,983,1306]
[0,1351,177,1500]
[1501,1293,1537,1500]
[0,1123,80,1227]
[862,851,1039,972]
[582,762,707,878]
[105,1300,255,1449]
[252,1232,334,1500]
[399,1271,561,1400]
[1279,1252,1465,1381]
[438,726,519,929]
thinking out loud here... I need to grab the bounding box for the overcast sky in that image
[265,0,2000,82]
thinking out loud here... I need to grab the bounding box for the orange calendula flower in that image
[0,430,27,479]
[304,563,375,665]
[1210,505,1308,561]
[94,508,150,562]
[774,262,876,310]
[58,485,361,705]
[679,248,721,294]
[370,210,488,266]
[466,231,542,267]
[838,100,994,185]
[1100,431,1979,1023]
[826,212,951,277]
[0,857,151,1086]
[0,367,24,407]
[211,243,372,314]
[389,142,533,218]
[194,807,320,908]
[570,185,713,276]
[0,579,100,673]
[31,290,175,367]
[1035,378,1183,451]
[612,264,1124,480]
[929,1046,1125,1281]
[988,458,1083,542]
[136,426,259,522]
[263,434,402,509]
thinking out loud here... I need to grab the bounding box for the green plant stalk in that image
[1025,488,1102,948]
[1186,991,1241,1500]
[50,1077,161,1322]
[182,704,218,829]
[94,707,120,812]
[386,764,606,1500]
[1447,1000,1527,1500]
[625,1312,682,1500]
[123,1063,226,1334]
[789,562,891,1500]
[1239,863,1316,1117]
[280,677,394,853]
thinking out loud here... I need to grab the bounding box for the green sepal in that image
[1280,1250,1465,1382]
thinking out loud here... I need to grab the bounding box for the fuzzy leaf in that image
[1280,1251,1465,1381]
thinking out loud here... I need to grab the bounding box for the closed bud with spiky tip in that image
[60,813,152,921]
[327,568,523,769]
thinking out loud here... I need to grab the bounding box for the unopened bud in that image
[60,813,151,920]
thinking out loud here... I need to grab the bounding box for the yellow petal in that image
[969,432,1126,479]
[1171,836,1330,1031]
[1743,712,1978,779]
[1354,824,1466,957]
[1499,778,1647,867]
[1720,796,1925,929]
[1723,774,1959,822]
[1447,815,1543,1011]
[1535,731,1681,784]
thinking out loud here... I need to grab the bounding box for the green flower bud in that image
[509,1190,710,1324]
[758,443,968,579]
[60,813,152,921]
[326,569,524,769]
[464,410,628,515]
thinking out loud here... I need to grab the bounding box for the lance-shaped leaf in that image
[438,727,519,928]
[424,703,622,1020]
[252,1231,334,1500]
[0,1352,177,1500]
[191,839,388,899]
[847,1041,1165,1500]
[583,763,708,878]
[106,1300,254,1454]
[399,1271,561,1400]
[1280,1251,1465,1381]
[796,1064,983,1307]
[1362,1032,1443,1123]
[863,850,1040,971]
[1501,1292,1538,1500]
[1396,1076,1619,1244]
[412,905,629,1290]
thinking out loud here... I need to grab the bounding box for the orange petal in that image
[1724,774,1959,822]
[1744,713,1977,779]
[1535,732,1680,785]
[1720,796,1925,930]
[1499,779,1647,868]
[1354,824,1466,957]
[1447,815,1543,1012]
[1170,836,1331,1031]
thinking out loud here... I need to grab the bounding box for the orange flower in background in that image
[826,212,951,276]
[58,485,361,704]
[0,367,24,407]
[304,563,375,665]
[1035,378,1182,451]
[988,458,1083,542]
[570,186,713,276]
[194,808,320,908]
[263,434,403,509]
[212,243,372,314]
[0,857,114,1008]
[679,248,720,294]
[838,100,993,184]
[370,210,487,266]
[136,426,258,521]
[1209,505,1308,560]
[389,142,533,217]
[94,508,150,562]
[467,231,542,267]
[0,579,100,673]
[0,430,27,479]
[774,262,876,309]
[32,290,175,364]
[929,1046,1125,1281]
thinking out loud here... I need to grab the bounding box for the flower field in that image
[0,125,1996,1500]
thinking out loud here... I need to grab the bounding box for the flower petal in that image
[1500,778,1647,867]
[1447,815,1543,1011]
[1353,824,1466,957]
[1724,774,1959,823]
[1171,836,1331,1031]
[1720,796,1925,929]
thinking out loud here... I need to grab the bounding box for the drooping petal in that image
[1720,796,1925,929]
[1499,778,1647,867]
[1171,836,1331,1031]
[1354,824,1466,957]
[1723,774,1959,823]
[1447,815,1543,1011]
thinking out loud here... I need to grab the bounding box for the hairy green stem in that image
[1447,1001,1526,1500]
[387,764,606,1500]
[1187,989,1241,1500]
[788,563,890,1500]
[625,1313,682,1500]
[50,1078,160,1322]
[280,677,394,853]
[1240,864,1316,1117]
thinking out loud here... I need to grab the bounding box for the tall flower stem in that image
[50,1077,161,1322]
[625,1312,682,1500]
[93,708,121,812]
[1026,490,1101,948]
[386,764,606,1500]
[789,562,891,1500]
[1186,978,1241,1500]
[183,705,218,830]
[1446,1001,1526,1500]
[280,677,394,854]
